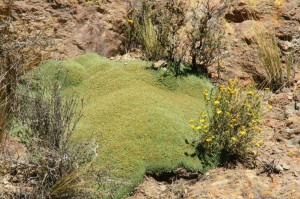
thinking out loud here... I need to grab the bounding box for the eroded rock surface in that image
[5,0,129,59]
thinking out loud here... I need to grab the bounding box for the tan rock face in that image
[6,0,129,59]
[211,0,300,85]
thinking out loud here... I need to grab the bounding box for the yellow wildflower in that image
[200,119,205,123]
[127,19,134,23]
[229,79,235,85]
[195,126,201,130]
[190,125,196,130]
[231,137,237,141]
[217,109,222,115]
[255,127,262,131]
[247,91,254,95]
[256,140,263,147]
[239,130,246,135]
[214,100,220,105]
[206,138,212,142]
[268,105,273,109]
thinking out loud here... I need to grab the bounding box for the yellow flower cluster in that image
[189,79,266,162]
[127,19,134,23]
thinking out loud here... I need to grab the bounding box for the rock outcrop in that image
[5,0,129,59]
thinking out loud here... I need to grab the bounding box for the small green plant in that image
[189,79,267,166]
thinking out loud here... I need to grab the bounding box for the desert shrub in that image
[189,79,266,166]
[124,1,163,60]
[251,24,292,91]
[187,0,224,75]
[124,0,187,75]
[151,0,187,76]
[13,70,101,198]
[0,0,48,143]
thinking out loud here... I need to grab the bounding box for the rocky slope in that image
[5,0,129,59]
[0,0,299,198]
[130,0,300,198]
[209,0,300,85]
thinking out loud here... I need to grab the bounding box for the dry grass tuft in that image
[250,24,291,91]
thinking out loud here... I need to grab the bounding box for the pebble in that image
[275,165,284,173]
[281,163,290,170]
[2,178,9,185]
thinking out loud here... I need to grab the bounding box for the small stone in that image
[11,176,19,183]
[281,163,290,170]
[278,40,293,51]
[211,179,230,186]
[4,184,17,192]
[161,67,167,72]
[159,184,167,192]
[2,178,9,185]
[274,165,284,173]
[296,102,300,110]
[153,60,167,69]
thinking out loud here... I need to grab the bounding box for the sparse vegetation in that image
[0,0,46,143]
[124,0,224,77]
[150,0,187,76]
[188,79,265,166]
[251,24,292,91]
[187,0,224,75]
[13,69,101,198]
[125,1,163,60]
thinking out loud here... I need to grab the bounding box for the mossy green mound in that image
[39,53,214,197]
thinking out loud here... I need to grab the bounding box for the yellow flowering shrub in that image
[190,79,265,165]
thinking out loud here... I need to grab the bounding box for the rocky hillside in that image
[0,0,299,198]
[3,0,129,59]
[130,0,300,198]
[206,0,300,84]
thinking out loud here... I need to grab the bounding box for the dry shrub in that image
[151,0,187,76]
[125,1,163,60]
[13,70,101,198]
[250,24,292,91]
[0,0,48,143]
[187,0,224,75]
[124,0,187,75]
